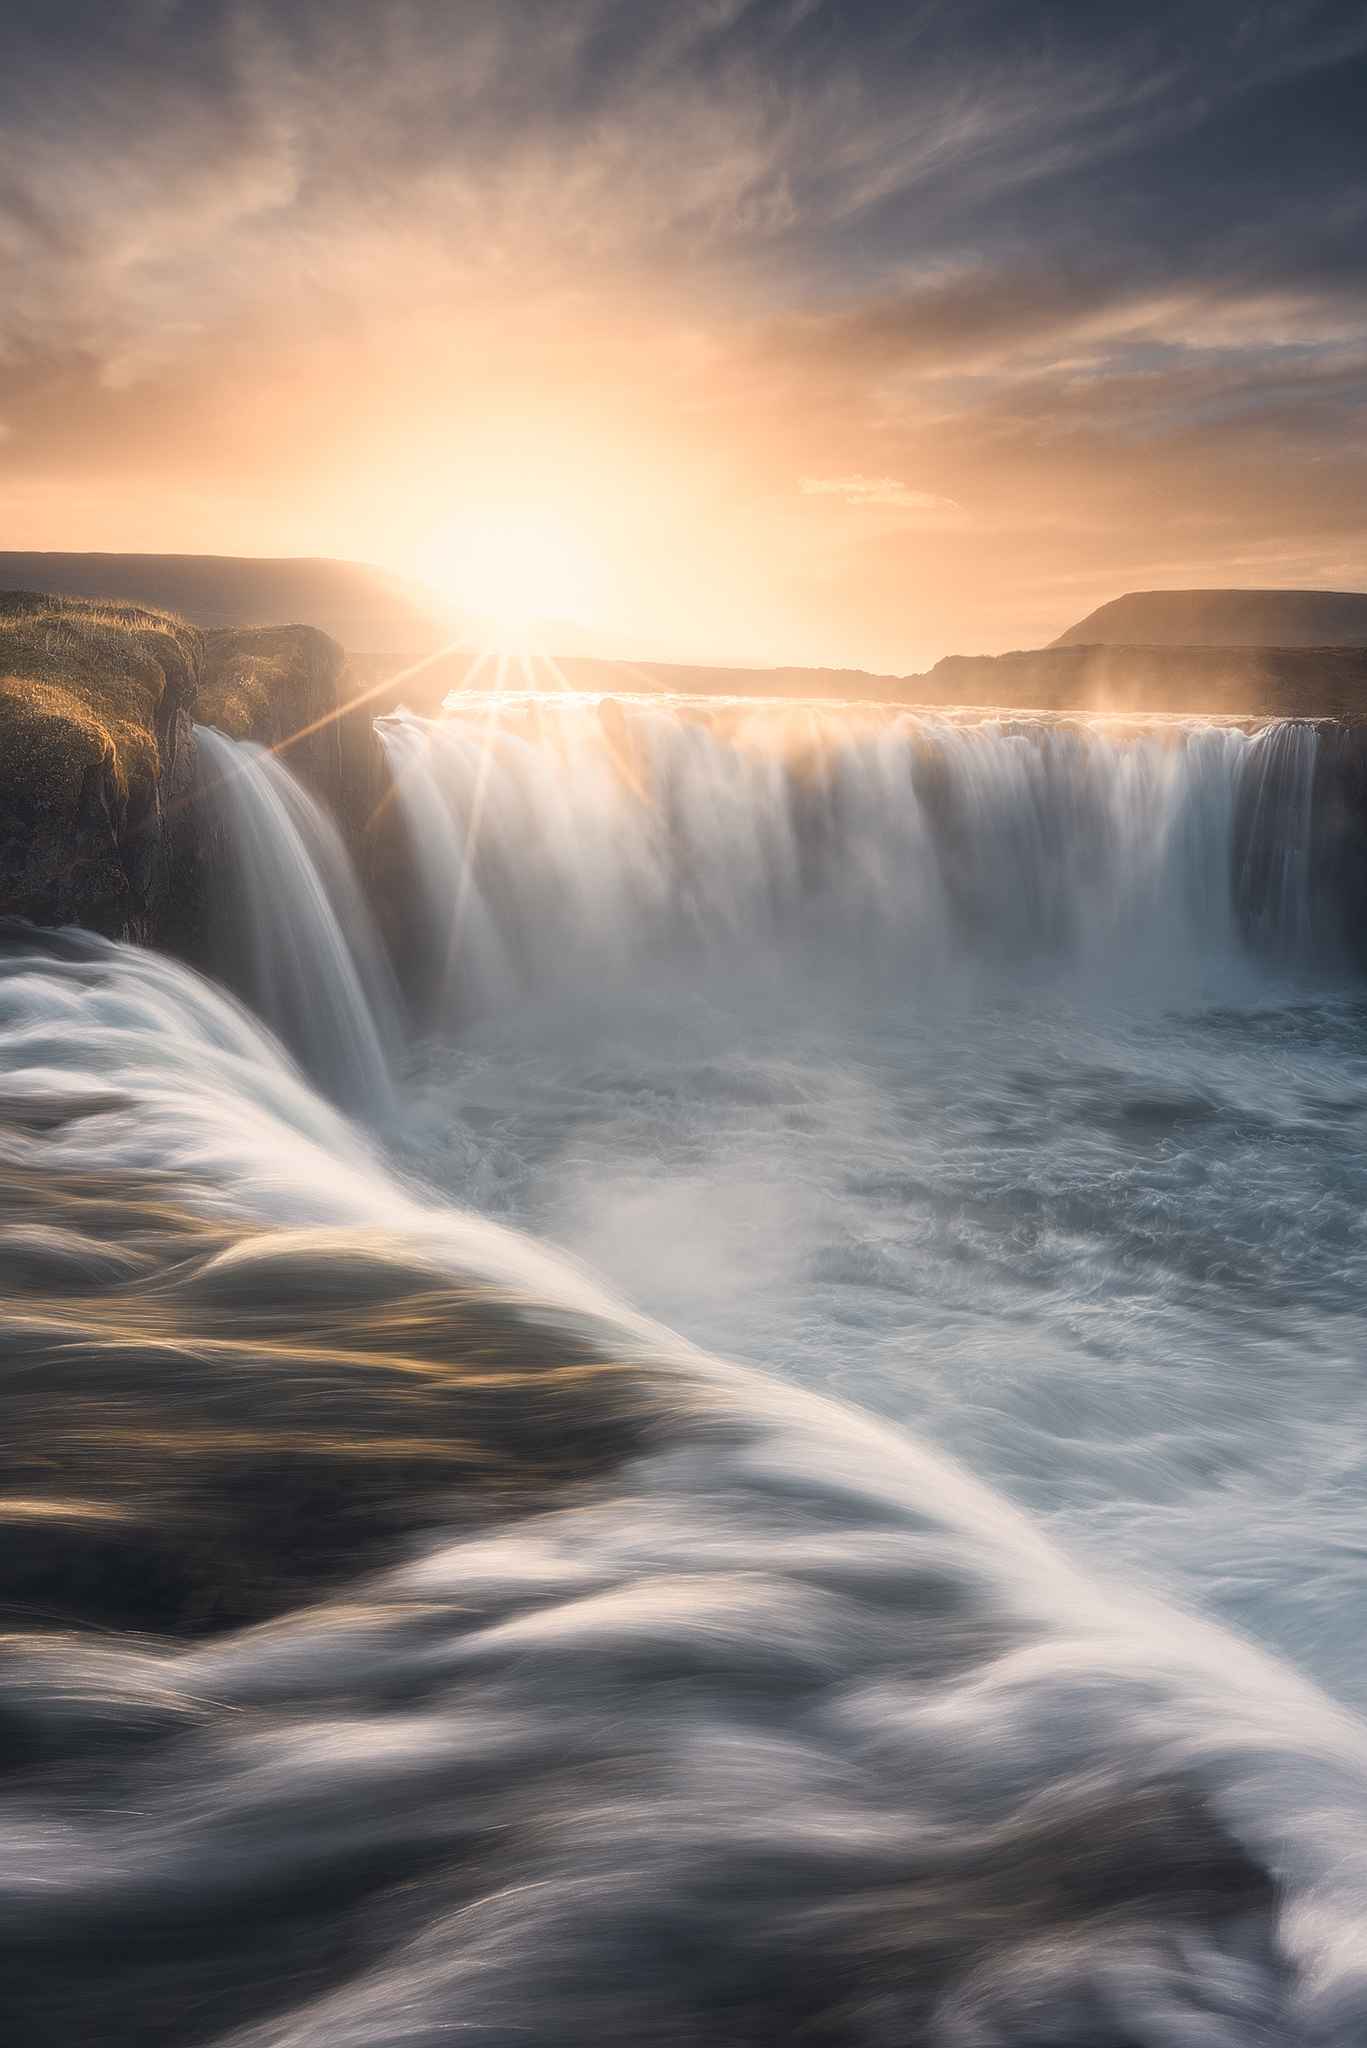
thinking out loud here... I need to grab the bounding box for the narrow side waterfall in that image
[1237,717,1320,959]
[377,698,1322,1023]
[194,725,399,1113]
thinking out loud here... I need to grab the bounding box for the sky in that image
[2,0,1366,671]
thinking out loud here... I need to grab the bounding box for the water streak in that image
[1237,717,1320,960]
[3,930,1367,2045]
[378,700,1319,1023]
[195,725,399,1113]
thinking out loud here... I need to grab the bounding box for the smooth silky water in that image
[3,697,1367,2045]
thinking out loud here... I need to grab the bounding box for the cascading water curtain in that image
[376,704,1323,1017]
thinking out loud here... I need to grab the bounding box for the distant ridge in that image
[0,552,447,654]
[5,555,1367,718]
[1053,589,1367,649]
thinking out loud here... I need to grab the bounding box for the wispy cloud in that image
[801,475,966,521]
[0,1,1364,666]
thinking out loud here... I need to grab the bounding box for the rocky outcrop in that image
[200,625,347,804]
[198,623,387,847]
[0,592,199,939]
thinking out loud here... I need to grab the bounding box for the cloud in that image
[801,475,966,521]
[0,1,1364,667]
[5,1,1362,383]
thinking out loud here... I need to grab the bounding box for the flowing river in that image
[3,695,1365,2045]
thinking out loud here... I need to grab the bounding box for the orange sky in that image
[3,3,1365,671]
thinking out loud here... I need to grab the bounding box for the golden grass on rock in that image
[0,591,201,930]
[0,591,199,796]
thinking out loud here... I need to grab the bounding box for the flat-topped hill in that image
[0,553,443,655]
[1053,589,1367,649]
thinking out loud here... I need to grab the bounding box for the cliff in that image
[0,603,379,953]
[0,593,199,938]
[25,619,387,978]
[200,625,349,805]
[199,623,386,860]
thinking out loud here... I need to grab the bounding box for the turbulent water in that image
[3,698,1367,2045]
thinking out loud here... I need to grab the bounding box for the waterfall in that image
[376,699,1321,1021]
[1236,717,1320,960]
[194,725,399,1113]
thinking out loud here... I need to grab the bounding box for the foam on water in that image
[394,981,1367,1705]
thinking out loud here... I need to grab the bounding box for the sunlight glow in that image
[414,509,601,647]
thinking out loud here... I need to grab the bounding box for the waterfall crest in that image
[376,698,1321,1023]
[194,725,399,1113]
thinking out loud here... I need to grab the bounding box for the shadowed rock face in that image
[199,624,350,814]
[0,596,388,954]
[0,592,199,938]
[1053,589,1367,650]
[198,622,390,878]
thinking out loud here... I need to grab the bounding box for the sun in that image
[414,509,599,647]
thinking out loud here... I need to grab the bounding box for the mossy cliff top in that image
[0,602,357,936]
[0,592,200,808]
[198,623,338,742]
[200,623,359,817]
[0,592,201,931]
